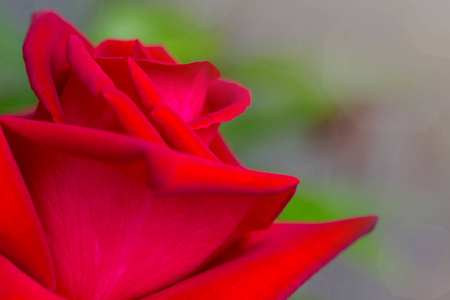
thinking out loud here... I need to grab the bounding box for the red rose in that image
[0,11,376,300]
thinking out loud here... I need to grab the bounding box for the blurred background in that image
[1,0,450,299]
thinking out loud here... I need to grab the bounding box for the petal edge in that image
[147,216,378,300]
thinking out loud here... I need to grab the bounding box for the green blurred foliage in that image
[88,1,221,64]
[278,184,376,222]
[222,56,333,148]
[0,13,36,114]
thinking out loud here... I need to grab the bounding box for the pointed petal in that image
[130,41,151,59]
[147,217,378,300]
[127,58,163,109]
[94,40,149,59]
[0,116,298,300]
[0,126,54,289]
[23,10,93,122]
[145,46,177,63]
[0,254,64,300]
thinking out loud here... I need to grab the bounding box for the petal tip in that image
[31,9,58,20]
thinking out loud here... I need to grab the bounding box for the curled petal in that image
[135,60,220,122]
[66,35,114,97]
[23,11,93,122]
[190,80,251,130]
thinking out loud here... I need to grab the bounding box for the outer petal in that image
[0,116,298,300]
[0,117,297,197]
[0,126,54,289]
[0,254,65,300]
[23,10,93,122]
[147,216,378,300]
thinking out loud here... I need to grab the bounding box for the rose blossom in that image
[0,11,377,300]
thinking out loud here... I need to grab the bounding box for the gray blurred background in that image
[1,0,450,299]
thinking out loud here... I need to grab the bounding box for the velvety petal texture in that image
[0,116,298,300]
[0,10,377,300]
[0,254,64,300]
[23,11,93,122]
[0,127,54,289]
[147,217,377,300]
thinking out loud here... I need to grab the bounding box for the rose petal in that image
[135,59,220,122]
[94,40,149,59]
[0,126,54,289]
[145,46,178,63]
[130,41,151,59]
[190,79,251,130]
[0,254,64,300]
[66,35,114,97]
[93,40,176,63]
[127,57,163,109]
[23,10,93,123]
[101,87,165,144]
[1,117,298,196]
[89,50,244,150]
[194,124,220,146]
[63,38,160,141]
[209,133,242,166]
[146,216,378,300]
[63,52,213,152]
[190,80,250,146]
[59,74,121,131]
[150,105,218,160]
[0,116,298,300]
